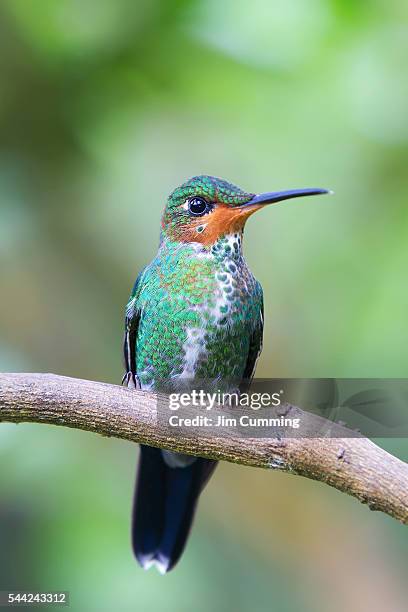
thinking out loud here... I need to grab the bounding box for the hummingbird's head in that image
[161,175,330,246]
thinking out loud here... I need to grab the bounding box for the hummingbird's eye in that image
[188,197,211,216]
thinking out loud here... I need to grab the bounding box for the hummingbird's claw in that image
[122,371,141,389]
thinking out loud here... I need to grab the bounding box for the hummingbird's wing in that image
[122,267,147,389]
[242,287,264,384]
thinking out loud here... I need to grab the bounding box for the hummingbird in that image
[123,175,329,573]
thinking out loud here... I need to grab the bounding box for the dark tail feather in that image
[132,445,216,573]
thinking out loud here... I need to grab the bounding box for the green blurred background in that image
[1,1,407,610]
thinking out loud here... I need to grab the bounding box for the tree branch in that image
[1,373,407,524]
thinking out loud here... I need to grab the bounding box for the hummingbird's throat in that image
[174,203,260,246]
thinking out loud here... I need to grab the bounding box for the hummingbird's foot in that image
[122,371,141,390]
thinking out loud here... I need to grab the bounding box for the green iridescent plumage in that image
[125,176,263,392]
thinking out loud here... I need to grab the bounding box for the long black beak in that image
[242,187,331,207]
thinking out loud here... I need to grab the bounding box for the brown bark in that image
[1,373,407,524]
